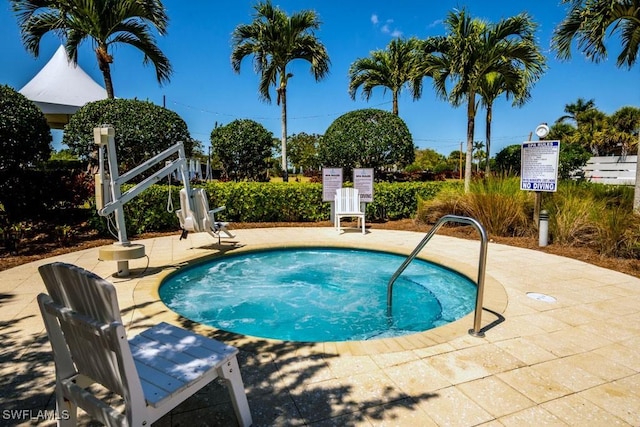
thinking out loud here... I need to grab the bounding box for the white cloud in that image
[372,14,402,37]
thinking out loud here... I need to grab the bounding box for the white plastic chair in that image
[334,187,366,234]
[37,262,252,427]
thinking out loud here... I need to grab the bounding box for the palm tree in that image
[421,9,546,191]
[594,108,640,156]
[348,37,423,115]
[570,109,608,154]
[231,1,330,182]
[11,0,172,99]
[477,66,538,174]
[553,0,640,211]
[609,106,640,156]
[552,0,640,69]
[555,98,597,126]
[472,140,486,172]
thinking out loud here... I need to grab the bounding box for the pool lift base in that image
[98,243,146,277]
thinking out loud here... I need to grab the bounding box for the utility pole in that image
[459,141,463,180]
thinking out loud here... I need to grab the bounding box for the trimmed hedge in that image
[90,181,453,235]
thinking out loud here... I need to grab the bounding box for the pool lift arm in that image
[93,126,203,276]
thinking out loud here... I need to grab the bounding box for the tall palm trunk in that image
[465,92,476,192]
[634,134,640,212]
[485,103,492,174]
[280,81,288,182]
[96,44,115,98]
[100,66,115,99]
[392,91,399,115]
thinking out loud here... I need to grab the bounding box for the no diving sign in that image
[520,141,560,192]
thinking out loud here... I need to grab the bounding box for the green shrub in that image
[545,183,601,246]
[416,177,532,236]
[587,183,635,208]
[367,182,445,220]
[89,181,447,235]
[319,109,415,178]
[595,204,640,257]
[210,120,276,181]
[558,142,591,179]
[418,177,640,257]
[544,181,639,252]
[494,145,521,175]
[64,99,193,172]
[463,178,533,236]
[494,143,592,179]
[0,85,53,221]
[415,187,462,224]
[0,85,52,171]
[204,182,328,222]
[0,166,94,222]
[80,177,640,261]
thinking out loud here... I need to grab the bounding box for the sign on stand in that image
[520,141,560,192]
[322,168,343,202]
[353,168,374,203]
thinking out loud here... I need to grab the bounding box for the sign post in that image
[322,168,343,222]
[520,140,560,225]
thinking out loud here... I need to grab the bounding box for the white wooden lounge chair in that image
[37,262,252,427]
[334,187,366,234]
[176,188,234,243]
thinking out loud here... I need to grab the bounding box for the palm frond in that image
[230,0,330,105]
[553,0,639,68]
[11,0,172,96]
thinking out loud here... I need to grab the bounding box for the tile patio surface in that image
[1,227,639,426]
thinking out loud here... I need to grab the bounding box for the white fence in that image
[583,155,637,185]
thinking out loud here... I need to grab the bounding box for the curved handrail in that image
[386,215,488,337]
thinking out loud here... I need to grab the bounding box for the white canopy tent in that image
[19,45,107,129]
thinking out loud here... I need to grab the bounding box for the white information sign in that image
[322,168,343,201]
[520,140,560,192]
[353,168,374,203]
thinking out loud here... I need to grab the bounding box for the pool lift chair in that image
[176,187,234,244]
[94,126,232,276]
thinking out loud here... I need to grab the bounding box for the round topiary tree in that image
[0,84,52,171]
[319,108,415,179]
[63,99,193,172]
[210,119,276,181]
[0,84,52,220]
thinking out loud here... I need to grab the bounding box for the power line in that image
[169,97,531,150]
[166,98,393,122]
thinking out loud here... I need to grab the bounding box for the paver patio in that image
[1,227,639,426]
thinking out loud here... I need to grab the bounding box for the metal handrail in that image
[386,215,489,337]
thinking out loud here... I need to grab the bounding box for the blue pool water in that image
[159,248,477,342]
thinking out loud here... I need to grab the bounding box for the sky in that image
[1,0,638,157]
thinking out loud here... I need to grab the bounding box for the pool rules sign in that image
[520,140,560,192]
[353,168,374,202]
